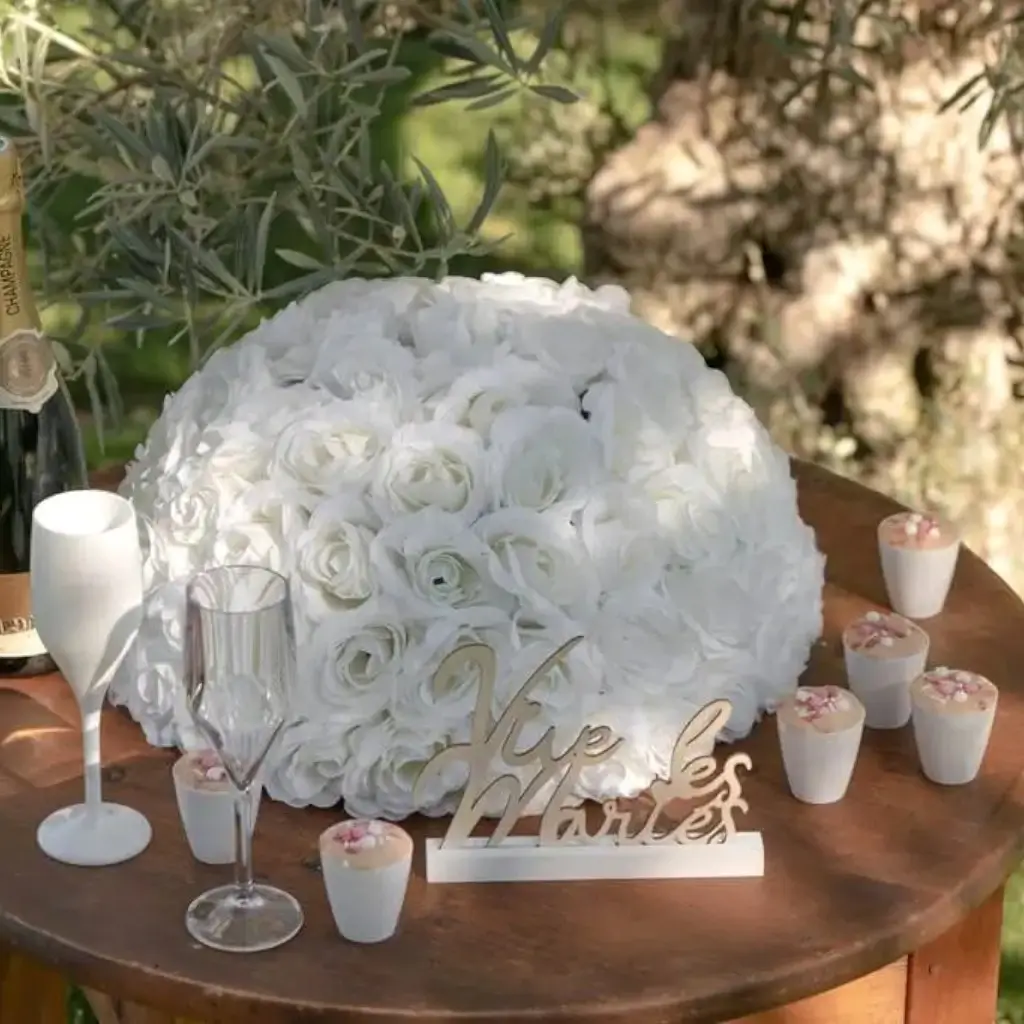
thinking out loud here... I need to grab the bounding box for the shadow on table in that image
[0,691,81,792]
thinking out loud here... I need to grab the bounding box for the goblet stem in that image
[79,695,105,818]
[234,785,256,902]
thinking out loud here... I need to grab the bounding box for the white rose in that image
[410,288,502,362]
[213,481,307,574]
[341,717,455,819]
[136,511,177,590]
[370,509,505,616]
[499,621,598,719]
[293,496,377,620]
[241,384,323,443]
[371,422,486,521]
[246,291,421,388]
[669,552,822,721]
[110,660,179,745]
[129,442,207,511]
[594,587,701,698]
[108,580,194,748]
[606,334,703,433]
[553,275,633,314]
[475,507,598,617]
[683,375,801,546]
[297,276,427,325]
[430,355,577,436]
[246,305,324,384]
[604,327,708,393]
[150,577,186,649]
[272,396,393,498]
[164,475,221,547]
[504,310,614,386]
[125,394,201,488]
[309,321,418,410]
[120,457,169,521]
[265,716,356,808]
[462,271,560,307]
[686,372,772,465]
[578,485,668,591]
[644,462,741,564]
[667,559,774,655]
[194,343,274,425]
[470,272,631,318]
[711,664,766,741]
[688,386,763,467]
[574,697,704,801]
[305,602,414,717]
[694,434,798,548]
[212,522,286,574]
[489,406,601,511]
[582,380,684,480]
[131,462,203,582]
[391,607,512,731]
[201,422,273,485]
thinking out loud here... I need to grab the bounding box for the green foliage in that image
[0,0,574,433]
[493,20,654,208]
[1002,868,1024,1024]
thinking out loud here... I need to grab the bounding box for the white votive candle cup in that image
[320,819,413,944]
[173,751,262,865]
[777,686,865,805]
[878,512,960,620]
[842,611,929,729]
[911,668,998,786]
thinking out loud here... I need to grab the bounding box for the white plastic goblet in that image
[31,490,152,867]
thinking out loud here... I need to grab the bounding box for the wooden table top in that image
[1,461,1023,1024]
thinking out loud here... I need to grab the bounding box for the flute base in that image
[37,802,152,867]
[186,883,304,953]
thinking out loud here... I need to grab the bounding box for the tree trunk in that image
[584,0,1024,590]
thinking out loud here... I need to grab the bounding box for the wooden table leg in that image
[82,987,205,1024]
[0,948,67,1023]
[726,885,1005,1024]
[0,949,205,1024]
[905,885,1004,1024]
[726,960,908,1022]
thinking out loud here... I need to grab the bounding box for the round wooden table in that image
[0,462,1021,1024]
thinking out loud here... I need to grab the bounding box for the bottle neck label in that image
[0,327,58,413]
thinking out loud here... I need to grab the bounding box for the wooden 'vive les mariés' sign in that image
[414,637,765,883]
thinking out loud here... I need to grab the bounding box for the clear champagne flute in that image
[31,490,152,866]
[182,565,303,953]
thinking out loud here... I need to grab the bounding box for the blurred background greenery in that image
[5,0,1024,1020]
[5,0,663,466]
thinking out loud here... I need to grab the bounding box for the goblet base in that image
[186,883,304,953]
[37,803,152,866]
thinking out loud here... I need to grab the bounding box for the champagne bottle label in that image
[0,572,46,658]
[0,140,60,415]
[0,326,58,414]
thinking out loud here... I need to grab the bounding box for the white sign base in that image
[424,831,765,884]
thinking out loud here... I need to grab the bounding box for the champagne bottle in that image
[0,135,87,677]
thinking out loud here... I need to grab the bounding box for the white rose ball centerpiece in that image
[112,273,825,819]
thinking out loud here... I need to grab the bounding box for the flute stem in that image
[234,785,256,902]
[81,701,103,818]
